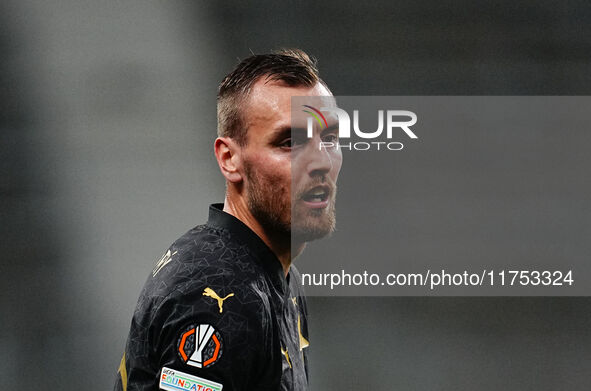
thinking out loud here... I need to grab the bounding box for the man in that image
[114,49,342,391]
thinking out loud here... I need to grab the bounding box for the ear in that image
[214,137,243,183]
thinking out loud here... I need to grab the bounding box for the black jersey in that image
[115,204,309,391]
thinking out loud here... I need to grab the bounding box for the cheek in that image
[253,156,292,191]
[289,159,308,191]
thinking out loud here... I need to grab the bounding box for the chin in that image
[292,215,335,243]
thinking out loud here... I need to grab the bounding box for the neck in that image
[223,195,305,276]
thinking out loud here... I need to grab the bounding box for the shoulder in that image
[121,220,287,390]
[125,225,280,387]
[144,224,268,305]
[130,223,275,349]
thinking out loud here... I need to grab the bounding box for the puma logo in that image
[203,287,234,313]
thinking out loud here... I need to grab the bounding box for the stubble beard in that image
[244,161,291,239]
[292,177,337,243]
[244,161,337,245]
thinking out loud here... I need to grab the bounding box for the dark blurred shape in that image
[210,0,591,95]
[0,2,67,390]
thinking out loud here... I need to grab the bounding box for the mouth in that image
[300,185,331,208]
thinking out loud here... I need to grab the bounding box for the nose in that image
[305,138,334,177]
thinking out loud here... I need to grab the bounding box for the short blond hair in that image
[217,49,325,145]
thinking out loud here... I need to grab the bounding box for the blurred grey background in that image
[298,96,591,296]
[1,1,590,390]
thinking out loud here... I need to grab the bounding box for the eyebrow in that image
[270,126,293,142]
[323,123,339,133]
[274,125,306,135]
[272,122,338,141]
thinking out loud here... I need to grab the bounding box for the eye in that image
[280,132,309,149]
[322,133,338,143]
[279,138,294,149]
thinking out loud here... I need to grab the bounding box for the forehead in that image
[244,79,334,132]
